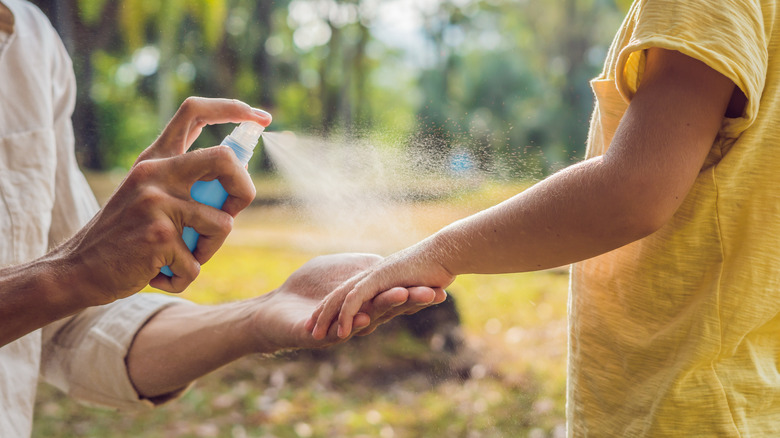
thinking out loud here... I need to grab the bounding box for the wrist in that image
[244,292,300,355]
[425,230,460,277]
[191,300,262,358]
[244,293,282,355]
[45,238,107,308]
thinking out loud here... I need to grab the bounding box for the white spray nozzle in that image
[230,121,265,150]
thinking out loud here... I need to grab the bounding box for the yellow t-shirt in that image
[570,0,780,436]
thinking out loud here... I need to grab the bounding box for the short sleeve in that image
[40,293,191,411]
[615,0,768,137]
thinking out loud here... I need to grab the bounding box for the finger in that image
[337,277,386,338]
[304,305,321,332]
[431,287,448,305]
[148,238,201,293]
[183,204,234,264]
[405,286,437,305]
[317,310,363,344]
[359,287,435,331]
[399,287,447,317]
[369,287,410,316]
[320,313,369,342]
[311,272,368,340]
[144,97,272,160]
[353,313,371,332]
[167,146,257,216]
[311,284,353,340]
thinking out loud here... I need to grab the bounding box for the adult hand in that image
[247,253,447,352]
[55,97,272,305]
[126,253,445,397]
[306,239,456,340]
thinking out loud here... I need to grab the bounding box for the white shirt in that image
[0,2,182,436]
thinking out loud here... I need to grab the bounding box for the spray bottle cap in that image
[230,121,265,150]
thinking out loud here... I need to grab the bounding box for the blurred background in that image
[32,0,630,175]
[29,0,632,437]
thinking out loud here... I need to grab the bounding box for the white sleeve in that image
[40,293,192,411]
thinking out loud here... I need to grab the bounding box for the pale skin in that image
[308,48,746,339]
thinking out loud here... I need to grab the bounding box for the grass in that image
[32,176,569,438]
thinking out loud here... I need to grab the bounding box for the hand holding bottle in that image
[54,97,272,304]
[160,120,265,277]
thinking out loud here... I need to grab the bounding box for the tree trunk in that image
[253,1,275,109]
[32,0,119,170]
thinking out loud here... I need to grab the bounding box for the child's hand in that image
[305,243,456,339]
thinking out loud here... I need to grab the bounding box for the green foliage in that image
[55,0,630,173]
[89,50,159,168]
[190,0,228,48]
[77,0,108,25]
[118,0,161,50]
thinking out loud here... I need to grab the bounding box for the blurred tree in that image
[32,0,628,174]
[411,0,625,176]
[32,0,119,169]
[117,0,228,125]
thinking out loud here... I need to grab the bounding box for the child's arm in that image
[307,48,741,339]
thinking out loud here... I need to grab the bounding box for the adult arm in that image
[0,97,270,347]
[309,48,740,338]
[125,253,446,399]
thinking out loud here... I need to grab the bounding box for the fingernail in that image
[252,108,272,121]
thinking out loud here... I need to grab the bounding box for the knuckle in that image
[148,257,164,275]
[181,96,200,112]
[176,270,198,290]
[198,146,234,172]
[217,213,234,235]
[136,185,167,210]
[179,97,205,124]
[212,145,235,163]
[232,99,251,112]
[246,180,257,199]
[127,160,156,184]
[144,220,176,245]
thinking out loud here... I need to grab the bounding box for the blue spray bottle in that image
[161,121,265,277]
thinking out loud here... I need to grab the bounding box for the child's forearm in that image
[433,155,657,276]
[433,48,738,277]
